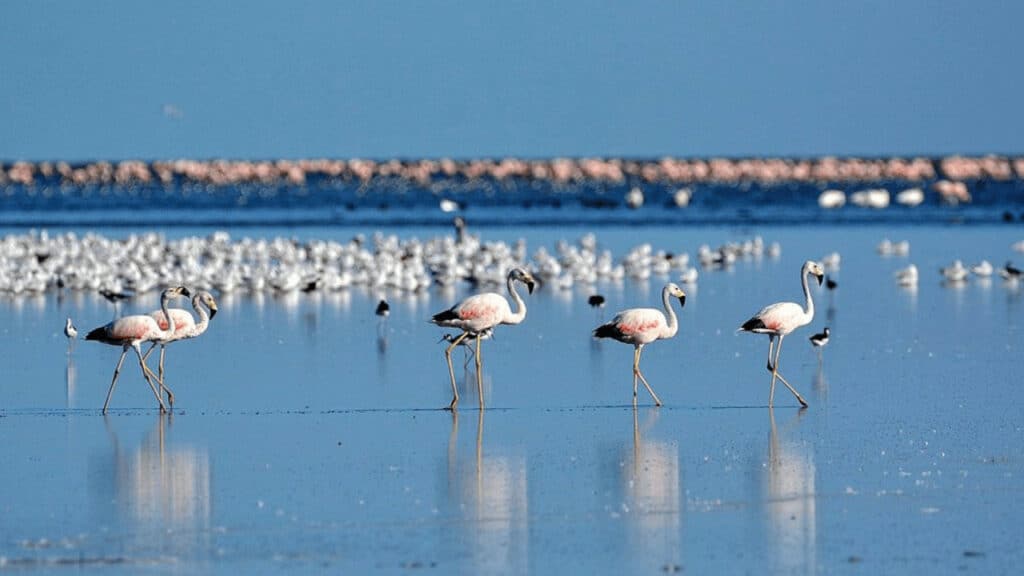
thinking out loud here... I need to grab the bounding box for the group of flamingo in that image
[72,256,823,413]
[432,260,825,410]
[72,287,218,413]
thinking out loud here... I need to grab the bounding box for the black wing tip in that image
[84,326,107,341]
[431,308,459,324]
[593,323,619,339]
[739,317,766,332]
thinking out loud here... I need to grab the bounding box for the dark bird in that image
[809,327,830,348]
[825,276,838,290]
[588,294,606,308]
[99,288,133,303]
[375,299,390,317]
[1001,261,1022,280]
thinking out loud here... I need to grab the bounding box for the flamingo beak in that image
[180,286,192,297]
[678,294,686,307]
[816,273,824,286]
[209,306,218,319]
[526,280,535,294]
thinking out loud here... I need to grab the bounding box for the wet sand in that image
[1,224,1022,573]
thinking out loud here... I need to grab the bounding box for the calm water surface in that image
[1,224,1022,574]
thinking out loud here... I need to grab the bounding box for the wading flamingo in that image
[143,290,219,406]
[85,286,188,413]
[431,267,536,410]
[738,260,824,408]
[593,283,686,407]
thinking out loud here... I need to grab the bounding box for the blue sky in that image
[1,1,1021,160]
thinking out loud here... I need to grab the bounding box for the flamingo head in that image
[667,282,686,307]
[509,267,537,294]
[162,285,190,301]
[805,261,825,285]
[197,291,218,319]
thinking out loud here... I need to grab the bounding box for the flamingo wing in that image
[595,308,666,344]
[433,292,510,332]
[87,315,161,343]
[742,302,803,335]
[150,308,196,337]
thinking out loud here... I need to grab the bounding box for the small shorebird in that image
[809,327,830,349]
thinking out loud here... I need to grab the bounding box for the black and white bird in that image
[64,317,78,352]
[809,327,830,349]
[825,276,838,291]
[587,294,606,308]
[375,299,390,318]
[1000,261,1022,280]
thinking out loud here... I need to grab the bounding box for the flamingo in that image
[738,260,824,408]
[430,267,536,410]
[142,290,219,406]
[85,286,188,413]
[593,283,687,406]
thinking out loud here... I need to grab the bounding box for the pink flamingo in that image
[143,290,219,406]
[85,286,188,413]
[593,283,687,407]
[430,267,536,410]
[738,260,824,407]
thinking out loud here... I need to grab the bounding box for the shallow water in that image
[1,224,1022,573]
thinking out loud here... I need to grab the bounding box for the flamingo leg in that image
[158,345,175,407]
[475,333,484,409]
[632,346,641,406]
[141,343,176,406]
[769,336,809,408]
[633,345,663,407]
[766,335,779,406]
[133,343,167,412]
[444,331,470,410]
[102,347,130,414]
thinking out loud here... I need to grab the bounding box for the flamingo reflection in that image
[764,409,817,574]
[447,411,528,574]
[623,408,682,570]
[103,415,212,557]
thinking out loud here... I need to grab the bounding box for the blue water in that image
[0,211,1023,572]
[2,178,1023,226]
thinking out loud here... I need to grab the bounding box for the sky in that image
[1,1,1022,160]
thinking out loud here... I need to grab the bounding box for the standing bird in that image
[738,260,824,408]
[142,290,219,406]
[809,327,830,349]
[440,328,494,367]
[64,317,78,352]
[587,294,606,309]
[85,286,188,414]
[431,267,536,410]
[825,276,838,291]
[375,299,391,318]
[593,283,687,407]
[1001,261,1022,280]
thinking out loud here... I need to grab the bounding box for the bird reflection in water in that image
[764,408,817,575]
[447,410,528,575]
[65,356,77,408]
[623,408,682,571]
[104,415,212,559]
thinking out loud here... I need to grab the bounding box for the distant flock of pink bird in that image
[2,155,1021,188]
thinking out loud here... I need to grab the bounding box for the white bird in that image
[738,260,824,408]
[64,317,78,352]
[895,188,925,207]
[821,252,841,271]
[679,267,698,285]
[593,283,687,407]
[673,188,693,207]
[430,267,536,410]
[940,260,969,282]
[85,286,188,413]
[143,290,219,406]
[970,260,993,277]
[850,188,890,209]
[625,187,644,209]
[895,264,919,287]
[817,189,846,209]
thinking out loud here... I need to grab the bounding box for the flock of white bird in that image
[6,224,1022,412]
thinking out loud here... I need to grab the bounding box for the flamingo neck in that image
[661,285,679,338]
[801,264,815,322]
[505,276,527,325]
[190,296,210,336]
[159,294,176,339]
